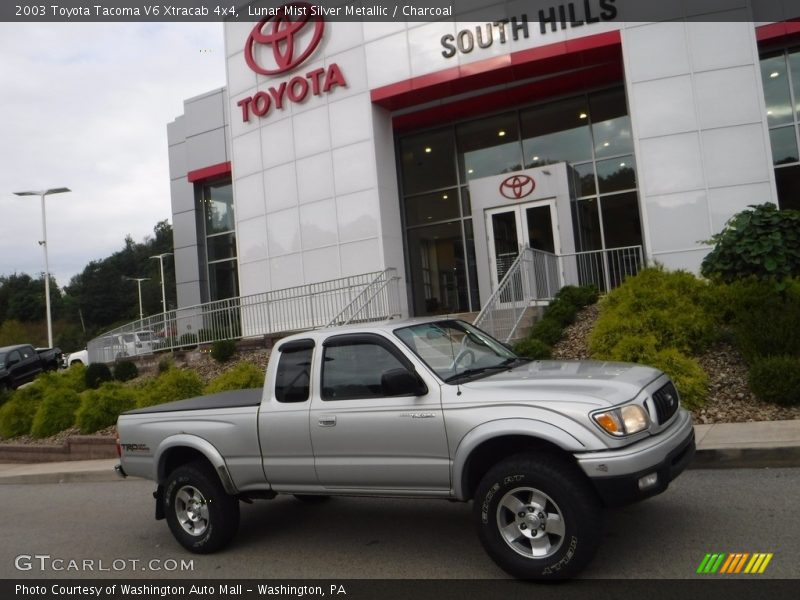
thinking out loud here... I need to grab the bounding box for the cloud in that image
[0,22,226,288]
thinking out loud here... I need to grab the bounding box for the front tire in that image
[164,461,240,554]
[474,454,602,580]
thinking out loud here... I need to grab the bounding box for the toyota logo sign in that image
[245,2,325,76]
[499,175,536,199]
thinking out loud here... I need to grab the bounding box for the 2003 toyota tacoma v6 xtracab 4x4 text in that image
[116,318,695,579]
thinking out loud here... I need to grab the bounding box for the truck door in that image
[309,333,450,493]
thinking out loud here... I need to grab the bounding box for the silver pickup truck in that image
[116,317,695,579]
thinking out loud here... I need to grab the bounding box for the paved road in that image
[1,468,798,579]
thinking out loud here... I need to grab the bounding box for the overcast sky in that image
[0,22,226,288]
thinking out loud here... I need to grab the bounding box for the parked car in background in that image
[64,349,89,367]
[0,344,61,391]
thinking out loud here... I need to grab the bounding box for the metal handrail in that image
[326,268,399,327]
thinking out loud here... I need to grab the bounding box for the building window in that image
[760,48,800,211]
[397,86,642,317]
[199,178,239,301]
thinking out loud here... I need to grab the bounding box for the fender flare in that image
[154,434,238,495]
[452,418,587,500]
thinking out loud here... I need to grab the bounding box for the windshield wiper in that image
[444,357,527,383]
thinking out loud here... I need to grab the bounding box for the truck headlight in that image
[593,404,650,437]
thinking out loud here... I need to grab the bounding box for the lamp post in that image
[13,187,71,349]
[149,252,173,314]
[125,277,150,320]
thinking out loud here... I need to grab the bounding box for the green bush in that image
[530,318,564,346]
[0,384,45,438]
[61,363,87,393]
[542,299,578,327]
[701,203,800,285]
[589,267,718,357]
[30,389,81,438]
[113,360,139,382]
[75,382,139,434]
[157,356,174,374]
[211,339,237,363]
[205,363,265,394]
[597,334,708,410]
[513,338,552,360]
[85,363,113,389]
[554,285,600,309]
[137,368,203,408]
[748,356,800,406]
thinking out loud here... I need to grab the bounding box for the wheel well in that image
[159,446,211,483]
[461,435,576,501]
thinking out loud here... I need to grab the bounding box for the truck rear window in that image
[275,345,313,403]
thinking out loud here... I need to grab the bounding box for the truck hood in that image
[459,360,663,408]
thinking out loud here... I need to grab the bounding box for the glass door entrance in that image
[486,200,559,290]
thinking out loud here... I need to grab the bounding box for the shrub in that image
[748,356,800,406]
[205,363,265,394]
[529,318,564,346]
[157,356,174,374]
[85,363,113,390]
[596,334,708,410]
[137,368,203,408]
[30,389,81,438]
[555,285,600,309]
[113,360,139,382]
[61,363,87,393]
[513,338,552,360]
[701,203,800,285]
[75,382,139,434]
[589,267,718,357]
[542,299,578,327]
[211,339,237,363]
[0,384,45,438]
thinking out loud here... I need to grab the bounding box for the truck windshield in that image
[394,320,521,383]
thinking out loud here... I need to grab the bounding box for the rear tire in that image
[474,453,602,580]
[164,461,240,554]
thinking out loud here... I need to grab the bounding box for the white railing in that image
[87,269,402,364]
[474,246,644,342]
[473,248,560,343]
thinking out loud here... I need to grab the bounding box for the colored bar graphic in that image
[698,552,774,575]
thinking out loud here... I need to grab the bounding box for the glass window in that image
[521,97,593,167]
[321,341,410,400]
[761,53,793,127]
[204,181,235,235]
[571,198,603,252]
[789,49,800,119]
[461,186,472,216]
[209,260,239,301]
[596,155,636,193]
[207,233,237,262]
[400,128,457,196]
[570,163,596,197]
[525,205,556,253]
[406,221,469,316]
[457,112,522,181]
[590,89,633,158]
[775,165,800,211]
[769,126,799,165]
[275,345,312,403]
[600,192,643,249]
[463,220,480,310]
[405,188,460,226]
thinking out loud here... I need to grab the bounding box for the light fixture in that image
[468,168,474,174]
[533,156,539,161]
[770,71,780,78]
[442,194,448,199]
[424,147,432,153]
[579,112,588,119]
[603,142,610,147]
[620,162,626,167]
[498,130,506,137]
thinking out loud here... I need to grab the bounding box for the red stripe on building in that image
[187,161,232,183]
[756,20,800,44]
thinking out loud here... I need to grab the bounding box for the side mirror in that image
[381,368,428,397]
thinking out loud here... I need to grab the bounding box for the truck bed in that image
[124,388,263,415]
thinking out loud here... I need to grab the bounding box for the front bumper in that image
[575,408,696,506]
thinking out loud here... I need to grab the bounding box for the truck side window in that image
[321,342,409,400]
[275,346,313,403]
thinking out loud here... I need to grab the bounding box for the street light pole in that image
[124,277,150,320]
[149,252,173,315]
[13,187,71,349]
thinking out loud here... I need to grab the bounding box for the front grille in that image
[652,381,680,424]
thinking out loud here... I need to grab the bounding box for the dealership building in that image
[166,1,800,330]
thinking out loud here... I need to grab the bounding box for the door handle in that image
[318,416,336,427]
